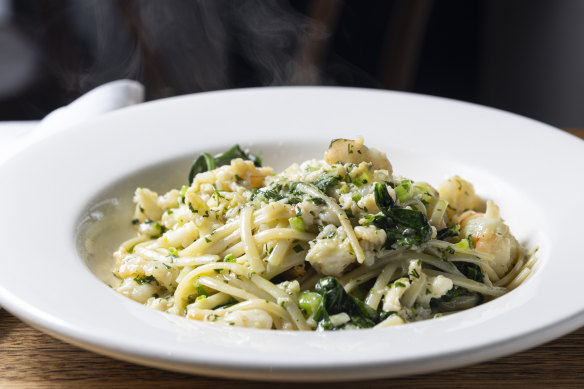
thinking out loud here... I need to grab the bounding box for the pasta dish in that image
[112,137,535,330]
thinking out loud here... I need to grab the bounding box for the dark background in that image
[1,0,583,127]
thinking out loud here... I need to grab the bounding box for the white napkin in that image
[37,79,144,137]
[0,79,145,164]
[0,79,144,310]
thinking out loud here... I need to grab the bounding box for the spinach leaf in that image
[188,145,262,184]
[431,285,483,312]
[378,310,398,321]
[313,277,378,330]
[374,182,394,214]
[454,262,484,282]
[213,144,262,168]
[372,183,432,247]
[313,173,340,193]
[436,224,460,241]
[189,152,215,183]
[440,285,474,300]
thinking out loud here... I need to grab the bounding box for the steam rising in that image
[76,0,333,99]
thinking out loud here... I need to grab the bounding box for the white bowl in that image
[1,87,583,381]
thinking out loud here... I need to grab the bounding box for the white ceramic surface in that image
[1,87,583,381]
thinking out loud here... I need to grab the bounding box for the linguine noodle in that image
[112,137,535,330]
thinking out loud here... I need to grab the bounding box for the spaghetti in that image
[112,137,535,330]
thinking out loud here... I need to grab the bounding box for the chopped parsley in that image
[292,244,304,253]
[134,275,157,285]
[409,268,420,279]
